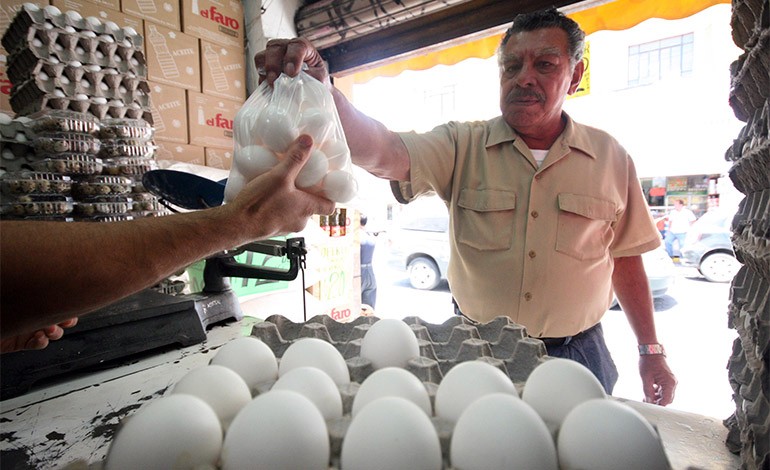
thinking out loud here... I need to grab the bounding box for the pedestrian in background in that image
[360,214,377,309]
[663,199,697,258]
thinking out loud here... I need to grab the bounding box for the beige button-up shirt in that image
[394,114,660,337]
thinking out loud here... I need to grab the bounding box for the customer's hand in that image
[255,37,330,88]
[1,318,78,354]
[224,134,335,240]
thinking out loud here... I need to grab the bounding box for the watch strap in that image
[638,343,666,357]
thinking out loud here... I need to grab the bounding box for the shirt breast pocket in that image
[457,189,516,251]
[556,193,617,260]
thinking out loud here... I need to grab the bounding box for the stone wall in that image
[724,0,770,468]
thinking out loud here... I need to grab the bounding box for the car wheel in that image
[407,257,441,290]
[699,252,741,283]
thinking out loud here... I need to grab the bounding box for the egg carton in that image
[102,156,158,176]
[0,171,73,196]
[33,132,101,156]
[251,314,549,389]
[0,140,37,173]
[98,139,156,159]
[242,315,591,470]
[27,110,101,135]
[2,4,143,57]
[10,90,152,123]
[4,27,146,79]
[8,60,151,105]
[0,194,75,218]
[98,118,154,141]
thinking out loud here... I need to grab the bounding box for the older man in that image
[257,8,676,404]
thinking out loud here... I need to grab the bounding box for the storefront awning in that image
[345,0,730,84]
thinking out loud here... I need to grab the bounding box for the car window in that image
[694,209,732,231]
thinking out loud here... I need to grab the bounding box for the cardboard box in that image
[181,0,244,49]
[0,49,10,114]
[155,142,205,165]
[200,39,246,102]
[144,23,200,91]
[1,0,50,40]
[121,0,179,30]
[52,0,142,32]
[187,90,239,148]
[204,146,232,169]
[148,80,187,143]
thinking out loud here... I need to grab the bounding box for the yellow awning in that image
[346,0,730,84]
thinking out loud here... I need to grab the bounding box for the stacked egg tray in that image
[249,314,550,468]
[1,4,151,122]
[0,110,165,221]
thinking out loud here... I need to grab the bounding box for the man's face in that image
[499,27,583,135]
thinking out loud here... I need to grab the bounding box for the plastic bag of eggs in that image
[225,71,357,204]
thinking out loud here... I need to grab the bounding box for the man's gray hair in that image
[498,8,586,66]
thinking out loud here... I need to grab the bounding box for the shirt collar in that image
[486,113,598,160]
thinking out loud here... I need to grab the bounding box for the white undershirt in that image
[531,149,549,167]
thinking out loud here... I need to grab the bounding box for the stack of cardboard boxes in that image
[0,0,246,170]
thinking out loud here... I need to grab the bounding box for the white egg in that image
[352,367,431,417]
[123,26,137,36]
[209,337,278,394]
[235,145,278,181]
[450,393,557,470]
[322,170,357,203]
[360,318,419,369]
[296,148,329,188]
[278,337,350,386]
[557,399,670,470]
[298,107,333,145]
[223,169,246,203]
[32,38,43,48]
[327,150,351,171]
[86,16,102,27]
[342,397,442,470]
[434,360,517,423]
[60,75,70,85]
[0,114,11,125]
[105,395,222,470]
[44,5,62,16]
[64,26,76,33]
[104,21,119,34]
[522,358,606,436]
[171,365,251,431]
[222,390,329,470]
[65,10,81,21]
[82,30,97,38]
[24,3,41,12]
[234,106,263,146]
[271,366,342,420]
[320,139,349,166]
[256,105,298,153]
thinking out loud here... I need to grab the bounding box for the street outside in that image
[366,234,737,421]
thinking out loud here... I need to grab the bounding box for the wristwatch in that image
[638,343,666,357]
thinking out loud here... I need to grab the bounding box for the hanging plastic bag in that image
[225,71,357,204]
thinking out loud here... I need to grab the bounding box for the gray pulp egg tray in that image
[2,5,151,121]
[250,314,550,469]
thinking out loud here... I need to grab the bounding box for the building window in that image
[424,85,456,121]
[628,33,694,87]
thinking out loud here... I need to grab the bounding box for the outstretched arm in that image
[1,135,335,340]
[255,37,411,181]
[612,255,677,406]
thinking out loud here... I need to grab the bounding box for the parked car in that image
[680,208,741,283]
[387,214,450,290]
[389,208,675,298]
